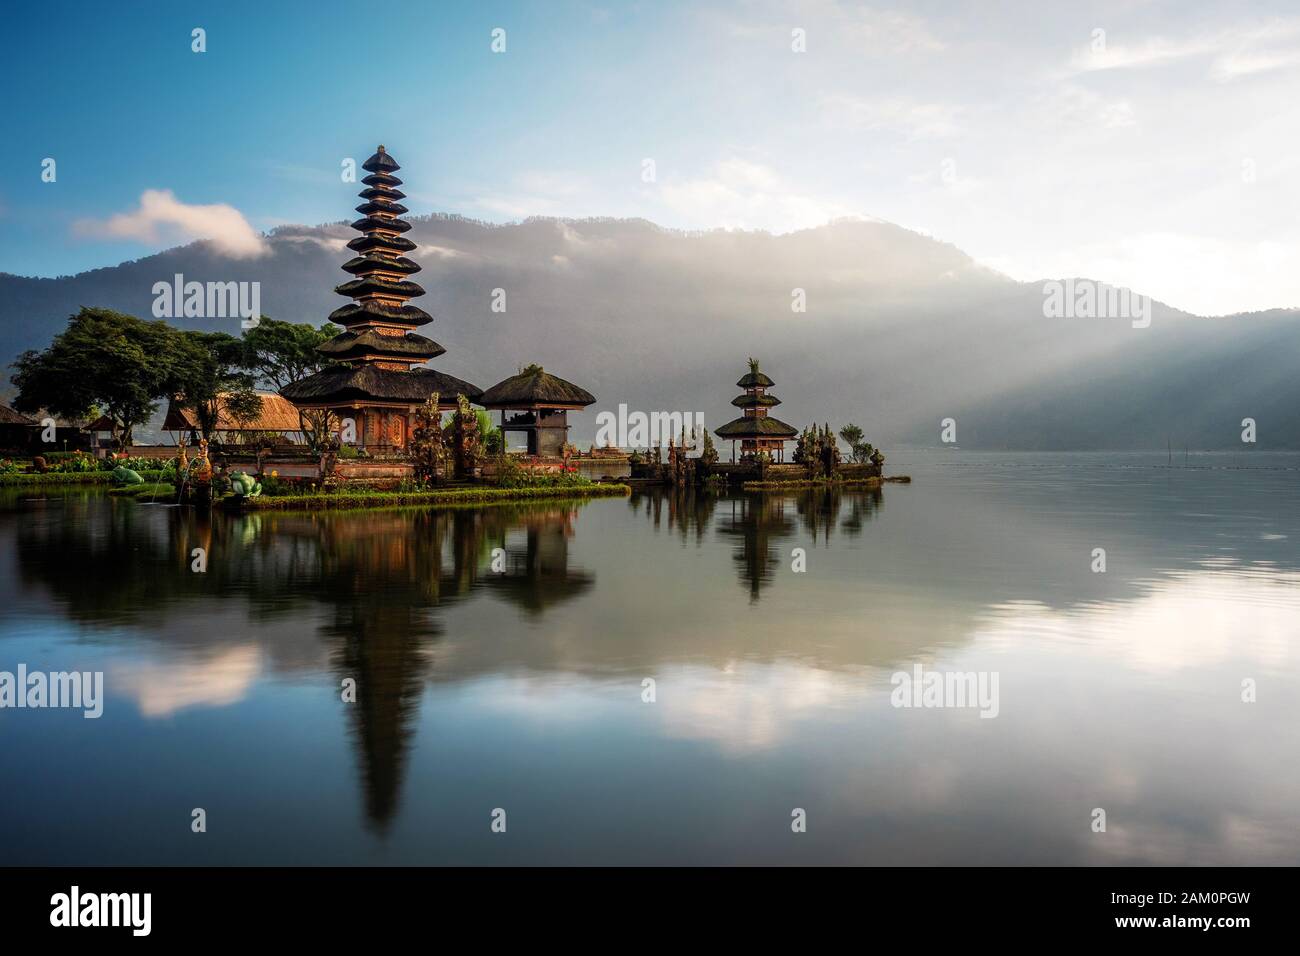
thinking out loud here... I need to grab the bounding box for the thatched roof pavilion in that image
[164,392,308,444]
[479,364,595,457]
[715,359,797,461]
[282,145,481,451]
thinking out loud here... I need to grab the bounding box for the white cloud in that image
[723,1,945,54]
[651,662,855,754]
[1068,34,1216,74]
[1212,47,1300,81]
[425,245,468,260]
[819,93,962,138]
[112,645,261,717]
[468,170,596,220]
[1210,18,1300,80]
[75,189,268,258]
[1066,19,1300,81]
[274,234,349,253]
[972,564,1296,674]
[659,157,855,233]
[988,231,1300,315]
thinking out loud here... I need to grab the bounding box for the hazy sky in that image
[3,0,1298,315]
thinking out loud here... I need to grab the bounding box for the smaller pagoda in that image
[714,358,797,462]
[479,364,595,457]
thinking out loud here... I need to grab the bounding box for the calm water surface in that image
[2,450,1298,864]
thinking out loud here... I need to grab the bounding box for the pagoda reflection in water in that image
[12,500,594,833]
[629,485,882,602]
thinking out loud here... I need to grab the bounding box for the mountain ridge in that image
[2,215,1295,449]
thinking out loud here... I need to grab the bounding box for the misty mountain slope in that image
[951,309,1300,450]
[1,216,1295,448]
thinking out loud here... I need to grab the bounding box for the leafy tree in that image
[11,307,185,450]
[172,330,259,442]
[838,422,876,463]
[240,318,340,450]
[240,318,340,390]
[476,409,504,455]
[839,423,864,455]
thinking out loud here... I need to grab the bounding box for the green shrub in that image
[43,451,94,461]
[238,482,630,511]
[50,453,101,473]
[111,455,168,472]
[258,475,313,497]
[0,469,168,486]
[494,462,593,489]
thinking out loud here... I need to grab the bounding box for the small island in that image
[2,146,900,511]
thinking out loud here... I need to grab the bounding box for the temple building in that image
[479,364,595,458]
[282,145,480,451]
[714,359,797,461]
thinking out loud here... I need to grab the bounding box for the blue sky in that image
[4,0,1299,314]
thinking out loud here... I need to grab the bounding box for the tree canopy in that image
[172,330,261,440]
[11,308,190,449]
[11,309,342,449]
[837,423,875,463]
[241,317,340,390]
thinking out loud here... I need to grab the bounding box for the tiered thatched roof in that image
[715,416,798,438]
[316,329,447,362]
[282,145,480,410]
[715,359,797,440]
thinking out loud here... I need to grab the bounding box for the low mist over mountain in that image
[2,215,1295,449]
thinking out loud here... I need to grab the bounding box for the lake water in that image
[2,450,1298,865]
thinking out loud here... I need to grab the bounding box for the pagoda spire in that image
[714,358,797,462]
[325,145,439,360]
[281,144,481,449]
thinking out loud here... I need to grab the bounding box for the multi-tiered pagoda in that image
[283,145,480,451]
[714,359,797,461]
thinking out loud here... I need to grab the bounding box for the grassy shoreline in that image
[0,469,169,487]
[741,476,890,490]
[228,482,632,512]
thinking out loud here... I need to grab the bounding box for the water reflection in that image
[484,510,594,612]
[9,497,598,831]
[630,485,881,601]
[3,454,1300,864]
